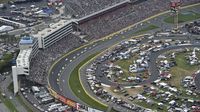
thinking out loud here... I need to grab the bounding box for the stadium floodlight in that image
[170,0,181,33]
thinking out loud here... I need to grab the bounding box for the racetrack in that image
[48,3,200,111]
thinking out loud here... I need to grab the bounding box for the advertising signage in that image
[48,88,103,112]
[57,94,77,108]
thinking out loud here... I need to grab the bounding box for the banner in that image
[58,94,67,103]
[66,99,76,107]
[56,94,77,108]
[48,87,58,99]
[48,87,102,112]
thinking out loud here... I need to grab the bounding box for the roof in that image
[16,49,32,67]
[32,19,75,39]
[159,82,167,86]
[19,36,34,45]
[0,25,14,32]
[42,7,54,14]
[0,17,26,27]
[32,86,40,92]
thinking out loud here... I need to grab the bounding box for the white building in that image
[33,20,75,49]
[12,19,76,94]
[0,25,14,32]
[19,36,39,57]
[12,49,32,93]
[12,36,39,94]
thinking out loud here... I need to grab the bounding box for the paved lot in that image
[195,73,200,91]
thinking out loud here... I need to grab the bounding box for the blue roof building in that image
[19,36,33,45]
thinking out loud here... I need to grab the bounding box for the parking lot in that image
[0,0,63,34]
[20,78,75,112]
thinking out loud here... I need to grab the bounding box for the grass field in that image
[8,82,33,112]
[164,12,200,24]
[0,89,18,112]
[134,100,167,111]
[114,57,136,82]
[0,53,13,73]
[115,59,133,72]
[69,53,108,111]
[135,25,159,34]
[114,56,149,82]
[169,52,199,87]
[16,95,33,112]
[0,0,10,3]
[7,82,14,92]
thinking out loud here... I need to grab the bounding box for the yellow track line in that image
[48,3,200,87]
[77,34,145,108]
[47,2,200,109]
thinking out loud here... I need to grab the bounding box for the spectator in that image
[28,34,83,84]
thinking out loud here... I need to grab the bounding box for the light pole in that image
[170,0,181,33]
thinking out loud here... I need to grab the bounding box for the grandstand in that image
[12,0,200,94]
[78,0,200,39]
[12,36,39,93]
[12,19,77,93]
[32,19,75,49]
[64,0,125,18]
[77,0,129,24]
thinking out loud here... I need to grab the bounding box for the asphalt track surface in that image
[48,11,173,105]
[49,33,200,106]
[48,27,147,105]
[48,9,169,105]
[195,73,200,91]
[48,3,200,108]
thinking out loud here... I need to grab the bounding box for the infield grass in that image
[69,52,108,111]
[135,25,159,34]
[169,52,199,88]
[0,89,18,112]
[164,12,200,24]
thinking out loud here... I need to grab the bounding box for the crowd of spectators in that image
[78,0,200,39]
[64,0,124,18]
[28,34,83,84]
[28,0,200,85]
[23,1,200,111]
